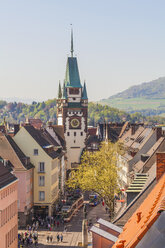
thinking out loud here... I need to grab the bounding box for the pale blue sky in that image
[0,0,165,102]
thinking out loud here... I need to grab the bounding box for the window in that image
[17,200,20,209]
[39,176,45,186]
[67,132,70,136]
[73,97,76,100]
[39,191,45,201]
[38,162,45,173]
[69,88,79,94]
[81,132,83,136]
[74,132,76,136]
[74,140,76,143]
[34,149,38,155]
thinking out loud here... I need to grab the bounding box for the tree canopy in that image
[0,99,165,125]
[67,141,124,219]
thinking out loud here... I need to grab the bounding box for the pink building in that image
[0,133,34,226]
[0,162,18,248]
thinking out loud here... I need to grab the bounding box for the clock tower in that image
[57,30,88,170]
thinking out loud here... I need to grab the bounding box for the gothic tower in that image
[57,30,88,170]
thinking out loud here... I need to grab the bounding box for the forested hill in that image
[100,77,165,115]
[0,99,165,126]
[109,77,165,99]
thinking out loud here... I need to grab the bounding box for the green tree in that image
[67,141,124,220]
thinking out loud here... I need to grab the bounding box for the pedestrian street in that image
[18,202,111,247]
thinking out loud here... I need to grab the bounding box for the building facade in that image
[0,133,33,226]
[0,163,18,248]
[13,125,63,216]
[57,30,88,170]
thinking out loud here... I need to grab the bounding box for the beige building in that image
[13,124,64,216]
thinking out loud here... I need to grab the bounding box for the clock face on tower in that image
[70,118,80,128]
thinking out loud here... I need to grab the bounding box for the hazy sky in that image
[0,0,165,102]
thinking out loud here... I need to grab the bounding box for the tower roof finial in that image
[70,24,74,57]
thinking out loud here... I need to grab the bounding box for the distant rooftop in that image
[0,162,17,189]
[90,225,118,243]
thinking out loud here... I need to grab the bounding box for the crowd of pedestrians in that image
[18,215,68,247]
[29,215,65,231]
[18,231,38,247]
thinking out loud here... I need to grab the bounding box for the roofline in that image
[6,135,32,171]
[0,178,18,191]
[23,126,58,160]
[113,177,156,225]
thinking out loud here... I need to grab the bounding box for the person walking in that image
[60,233,63,242]
[64,225,67,233]
[50,235,53,243]
[46,235,49,243]
[57,233,60,242]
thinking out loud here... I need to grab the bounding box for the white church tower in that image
[57,30,88,171]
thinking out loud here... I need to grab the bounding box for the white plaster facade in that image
[64,112,86,168]
[118,155,129,188]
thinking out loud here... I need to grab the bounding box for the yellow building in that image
[13,124,64,216]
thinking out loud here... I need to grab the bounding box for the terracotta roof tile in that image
[112,173,165,248]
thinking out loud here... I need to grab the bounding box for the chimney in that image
[14,124,20,136]
[156,127,162,141]
[136,212,142,223]
[48,121,53,127]
[156,152,165,181]
[116,240,126,248]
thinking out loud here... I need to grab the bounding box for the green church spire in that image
[64,28,82,88]
[82,81,88,99]
[62,81,67,99]
[58,81,62,99]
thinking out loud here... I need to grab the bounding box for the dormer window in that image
[34,149,38,156]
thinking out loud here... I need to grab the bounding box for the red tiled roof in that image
[112,173,165,248]
[88,127,97,136]
[23,119,43,130]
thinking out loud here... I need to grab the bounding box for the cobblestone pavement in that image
[19,202,111,247]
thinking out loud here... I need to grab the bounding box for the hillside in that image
[0,99,165,126]
[0,100,131,125]
[100,77,165,113]
[109,77,165,99]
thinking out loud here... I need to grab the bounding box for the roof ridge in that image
[113,177,156,224]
